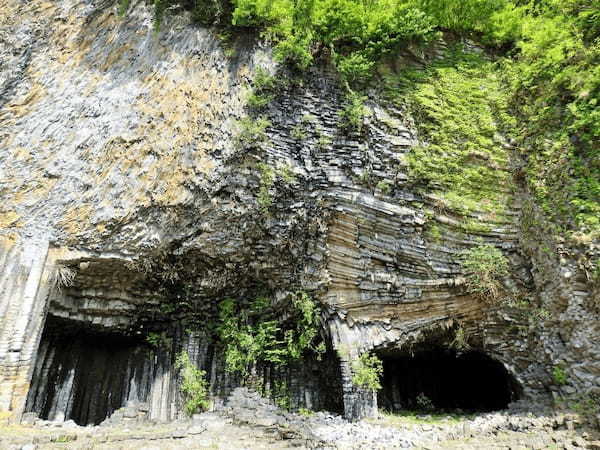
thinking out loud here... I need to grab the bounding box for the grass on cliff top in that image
[383,46,513,218]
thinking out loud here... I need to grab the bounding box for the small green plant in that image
[117,0,131,16]
[297,407,314,417]
[426,223,442,243]
[461,243,509,301]
[376,180,391,195]
[552,366,568,386]
[451,326,470,351]
[257,163,275,214]
[317,134,332,150]
[235,117,271,149]
[339,92,369,132]
[247,67,278,110]
[570,393,600,423]
[146,331,171,349]
[175,351,210,416]
[416,392,435,411]
[291,123,307,140]
[274,380,291,410]
[278,164,296,184]
[351,352,383,391]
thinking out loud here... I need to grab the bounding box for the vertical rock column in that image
[339,356,378,421]
[0,236,52,422]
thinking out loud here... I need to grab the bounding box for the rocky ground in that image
[1,389,599,450]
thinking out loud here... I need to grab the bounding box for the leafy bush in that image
[235,116,271,149]
[339,92,369,132]
[217,292,321,377]
[461,243,509,301]
[552,366,568,386]
[175,351,210,415]
[351,352,383,390]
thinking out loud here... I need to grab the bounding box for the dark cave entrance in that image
[26,316,153,426]
[377,347,521,413]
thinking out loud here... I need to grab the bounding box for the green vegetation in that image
[175,351,210,415]
[255,163,297,214]
[235,116,271,149]
[552,365,568,386]
[123,0,598,248]
[451,326,470,351]
[351,352,383,390]
[461,243,509,301]
[339,92,369,132]
[217,292,322,377]
[146,331,172,349]
[247,67,279,109]
[370,410,472,427]
[385,48,512,217]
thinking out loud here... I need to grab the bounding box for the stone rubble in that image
[2,388,598,449]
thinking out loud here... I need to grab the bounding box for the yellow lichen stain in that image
[0,211,22,228]
[6,83,46,118]
[58,204,94,236]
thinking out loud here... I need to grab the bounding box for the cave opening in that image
[377,346,521,413]
[26,316,153,426]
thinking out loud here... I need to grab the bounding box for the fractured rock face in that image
[0,0,598,425]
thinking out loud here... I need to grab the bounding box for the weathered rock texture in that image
[0,0,598,425]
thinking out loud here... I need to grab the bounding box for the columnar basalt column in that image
[0,236,52,422]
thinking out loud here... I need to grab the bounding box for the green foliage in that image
[217,292,321,377]
[235,116,271,149]
[376,180,391,194]
[297,407,314,416]
[255,163,296,214]
[461,243,509,301]
[232,0,436,76]
[552,365,568,386]
[387,47,511,217]
[257,163,275,213]
[351,352,383,390]
[247,67,279,109]
[273,380,292,410]
[175,351,210,415]
[451,326,470,351]
[339,92,369,132]
[146,331,172,349]
[415,392,434,411]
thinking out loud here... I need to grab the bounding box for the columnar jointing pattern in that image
[25,317,153,425]
[0,237,51,422]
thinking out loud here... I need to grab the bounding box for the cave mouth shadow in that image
[26,316,152,426]
[376,346,522,414]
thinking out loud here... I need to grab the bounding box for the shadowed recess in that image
[377,347,521,413]
[25,316,154,425]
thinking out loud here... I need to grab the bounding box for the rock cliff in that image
[0,0,598,427]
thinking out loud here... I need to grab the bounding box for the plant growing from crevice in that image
[175,351,210,416]
[451,326,470,351]
[50,264,76,292]
[339,92,369,133]
[552,365,568,386]
[351,352,383,391]
[234,116,271,149]
[146,331,172,349]
[217,291,322,379]
[247,67,279,110]
[256,163,275,214]
[460,243,509,301]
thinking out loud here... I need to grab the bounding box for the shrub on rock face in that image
[351,352,383,391]
[461,243,509,301]
[175,351,210,415]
